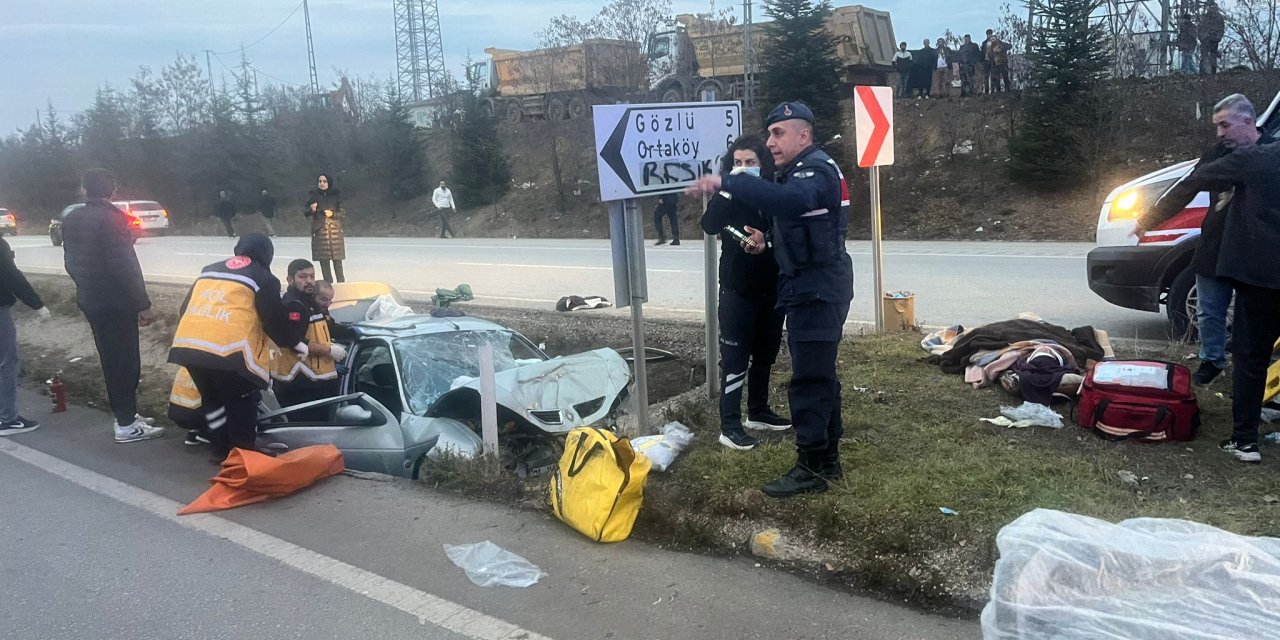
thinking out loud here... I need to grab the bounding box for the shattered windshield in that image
[394,330,545,414]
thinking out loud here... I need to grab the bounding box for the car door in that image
[256,392,409,476]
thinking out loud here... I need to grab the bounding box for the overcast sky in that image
[0,0,1005,134]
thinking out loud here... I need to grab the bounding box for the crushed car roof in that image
[353,314,510,338]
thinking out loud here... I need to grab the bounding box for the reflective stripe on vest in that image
[271,314,337,382]
[169,367,202,409]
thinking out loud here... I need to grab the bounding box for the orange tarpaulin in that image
[178,445,344,515]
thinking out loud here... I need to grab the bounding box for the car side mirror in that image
[336,404,375,424]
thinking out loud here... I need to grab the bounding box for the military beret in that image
[765,101,815,127]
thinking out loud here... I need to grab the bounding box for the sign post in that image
[594,101,741,432]
[703,189,718,399]
[853,86,895,333]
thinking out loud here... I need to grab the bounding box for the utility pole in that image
[303,0,320,95]
[743,0,755,109]
[204,49,215,98]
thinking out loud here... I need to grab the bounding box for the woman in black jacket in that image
[699,135,791,451]
[304,173,346,282]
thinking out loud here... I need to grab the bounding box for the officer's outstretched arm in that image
[721,170,833,219]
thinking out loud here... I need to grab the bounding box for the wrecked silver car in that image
[256,313,632,479]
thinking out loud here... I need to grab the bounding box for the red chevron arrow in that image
[856,85,890,168]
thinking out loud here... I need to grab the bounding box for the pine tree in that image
[760,0,844,147]
[1008,0,1112,188]
[378,87,431,201]
[450,62,511,208]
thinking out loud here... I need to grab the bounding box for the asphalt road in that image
[0,388,980,639]
[9,234,1169,340]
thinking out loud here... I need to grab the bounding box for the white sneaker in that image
[135,413,156,425]
[115,420,164,443]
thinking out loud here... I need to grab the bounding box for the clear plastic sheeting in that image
[996,402,1064,429]
[981,508,1280,639]
[632,421,695,472]
[435,348,631,433]
[443,541,547,588]
[393,330,544,414]
[364,294,414,322]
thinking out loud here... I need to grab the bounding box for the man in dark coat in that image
[62,168,164,443]
[1140,93,1274,386]
[214,190,237,237]
[911,39,938,98]
[1139,94,1280,464]
[957,34,983,96]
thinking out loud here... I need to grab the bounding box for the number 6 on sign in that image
[854,86,894,168]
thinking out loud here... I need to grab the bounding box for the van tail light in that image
[131,218,141,226]
[162,209,169,218]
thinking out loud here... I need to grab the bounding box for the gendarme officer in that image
[688,101,854,498]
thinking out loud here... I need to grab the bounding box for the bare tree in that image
[1222,0,1280,70]
[158,53,210,133]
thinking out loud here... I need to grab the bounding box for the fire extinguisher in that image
[49,370,66,413]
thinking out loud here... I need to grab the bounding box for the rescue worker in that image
[272,259,348,409]
[169,234,307,459]
[169,366,211,446]
[687,102,853,498]
[305,174,346,283]
[699,135,790,451]
[312,280,356,343]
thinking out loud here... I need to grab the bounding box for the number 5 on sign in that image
[854,86,894,168]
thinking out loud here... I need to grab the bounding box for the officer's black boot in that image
[819,443,843,481]
[762,451,828,498]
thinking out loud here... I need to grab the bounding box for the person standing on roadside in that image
[62,168,164,443]
[653,192,681,246]
[986,31,1011,93]
[432,180,458,239]
[0,237,51,436]
[258,188,278,237]
[305,173,346,283]
[1139,94,1274,387]
[933,38,954,98]
[1137,94,1280,464]
[687,102,853,498]
[1176,12,1198,74]
[214,190,237,238]
[912,38,937,98]
[699,135,791,452]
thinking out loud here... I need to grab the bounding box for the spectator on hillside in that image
[980,29,997,92]
[257,189,278,237]
[1176,12,1198,74]
[933,38,954,98]
[893,42,913,98]
[912,39,938,99]
[214,190,237,238]
[986,31,1011,93]
[958,34,982,96]
[0,236,50,437]
[1200,0,1225,75]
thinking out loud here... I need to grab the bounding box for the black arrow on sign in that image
[600,108,637,195]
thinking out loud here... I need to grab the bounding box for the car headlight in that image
[1107,179,1177,222]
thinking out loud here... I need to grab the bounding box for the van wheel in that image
[1166,267,1197,342]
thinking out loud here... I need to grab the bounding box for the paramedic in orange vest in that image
[272,259,349,407]
[169,234,307,459]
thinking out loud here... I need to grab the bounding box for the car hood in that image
[427,348,631,433]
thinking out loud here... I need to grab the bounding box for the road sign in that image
[854,86,894,168]
[593,101,742,202]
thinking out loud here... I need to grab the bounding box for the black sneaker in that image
[670,240,681,246]
[1194,361,1226,385]
[0,416,40,436]
[184,430,211,446]
[1220,439,1262,463]
[655,239,667,246]
[718,428,759,451]
[745,410,792,431]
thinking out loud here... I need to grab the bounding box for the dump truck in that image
[472,39,646,122]
[648,5,897,103]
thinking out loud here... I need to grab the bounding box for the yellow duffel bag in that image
[550,427,651,543]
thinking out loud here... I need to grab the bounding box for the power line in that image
[213,0,306,55]
[211,50,304,88]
